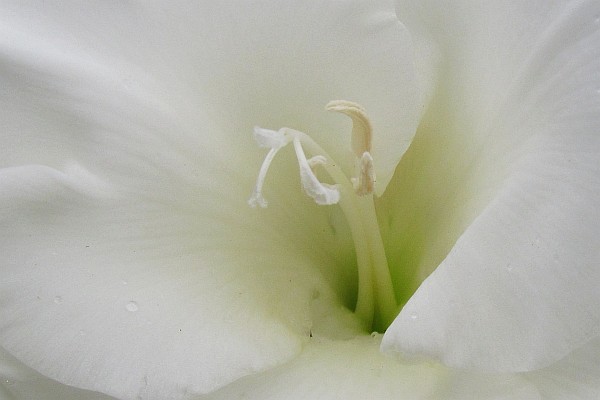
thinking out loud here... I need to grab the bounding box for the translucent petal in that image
[384,0,600,372]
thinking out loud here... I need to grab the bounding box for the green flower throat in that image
[249,101,399,332]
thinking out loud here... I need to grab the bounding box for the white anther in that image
[352,151,375,196]
[248,147,278,208]
[293,138,340,206]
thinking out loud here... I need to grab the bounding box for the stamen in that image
[247,102,398,331]
[292,138,340,205]
[326,100,376,195]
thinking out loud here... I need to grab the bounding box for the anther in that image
[352,151,376,196]
[293,138,340,205]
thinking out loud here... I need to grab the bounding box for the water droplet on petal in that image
[410,313,418,320]
[506,263,513,272]
[53,296,63,304]
[126,301,139,312]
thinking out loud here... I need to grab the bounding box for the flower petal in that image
[384,0,600,372]
[2,0,419,194]
[525,337,600,399]
[1,346,117,400]
[203,336,600,399]
[171,0,420,196]
[204,335,441,400]
[203,334,541,400]
[0,162,318,399]
[0,2,392,398]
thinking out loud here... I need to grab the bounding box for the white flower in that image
[1,1,600,399]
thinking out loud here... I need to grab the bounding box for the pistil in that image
[248,102,398,331]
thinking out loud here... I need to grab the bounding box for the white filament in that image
[247,147,280,208]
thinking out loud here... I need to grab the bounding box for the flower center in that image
[249,101,399,331]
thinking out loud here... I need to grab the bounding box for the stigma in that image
[247,126,340,208]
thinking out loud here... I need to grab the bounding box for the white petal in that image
[0,3,377,398]
[0,163,319,400]
[203,334,541,400]
[204,335,440,400]
[183,0,421,196]
[525,337,600,399]
[0,346,117,400]
[384,0,600,372]
[2,0,420,194]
